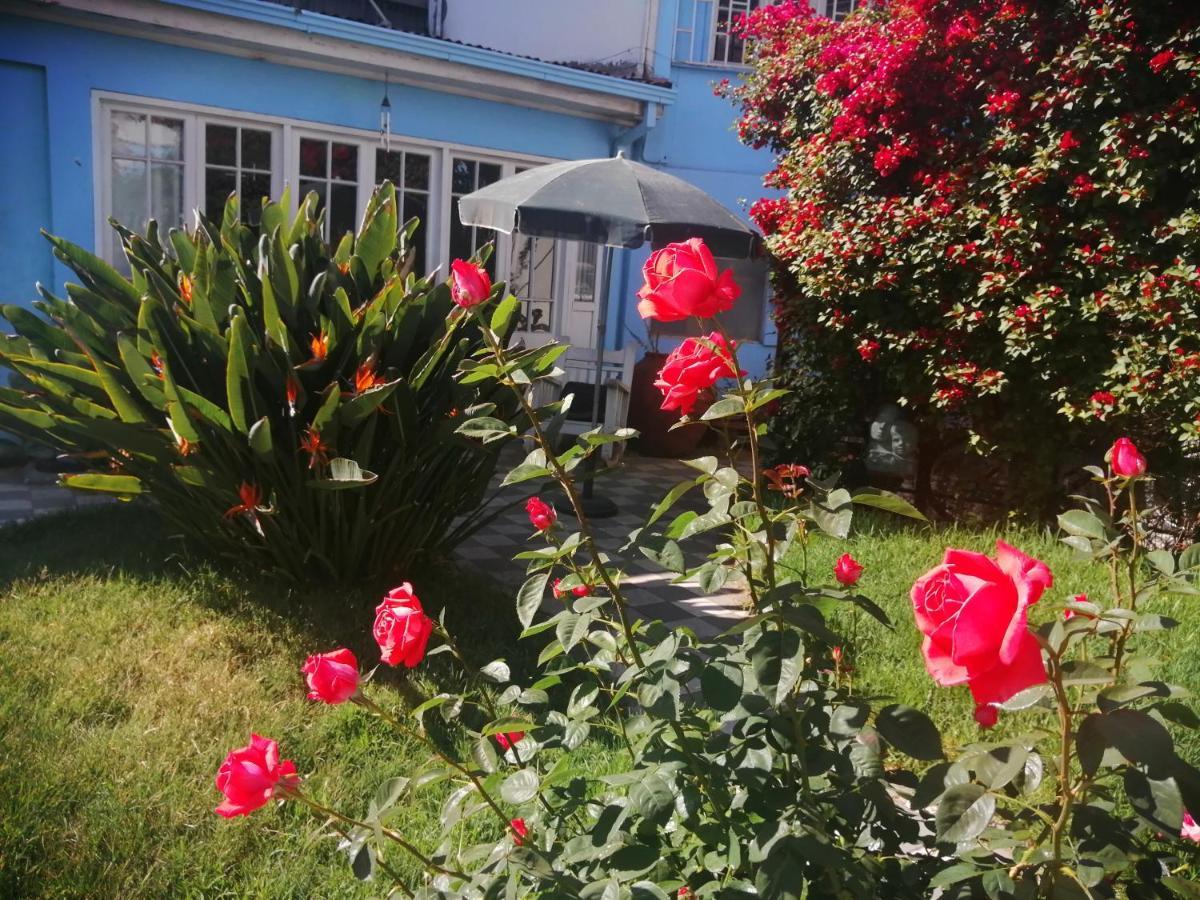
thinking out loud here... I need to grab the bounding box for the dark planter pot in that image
[628,351,708,458]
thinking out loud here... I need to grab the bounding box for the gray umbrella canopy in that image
[457,155,759,258]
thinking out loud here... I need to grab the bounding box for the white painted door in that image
[559,240,602,351]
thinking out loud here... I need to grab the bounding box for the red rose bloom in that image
[373,583,434,668]
[1109,436,1147,478]
[911,541,1051,706]
[214,734,299,818]
[301,648,360,704]
[654,332,744,416]
[833,553,864,587]
[450,259,492,308]
[526,496,557,532]
[637,238,741,322]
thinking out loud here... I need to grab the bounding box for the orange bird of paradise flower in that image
[309,331,329,362]
[223,481,268,536]
[299,428,331,469]
[179,274,193,305]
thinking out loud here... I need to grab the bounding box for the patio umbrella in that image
[458,153,760,516]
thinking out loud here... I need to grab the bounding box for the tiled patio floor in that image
[453,450,749,636]
[0,451,751,634]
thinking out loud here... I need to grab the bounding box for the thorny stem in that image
[1047,651,1075,866]
[1111,481,1143,682]
[714,322,776,605]
[287,788,469,880]
[352,693,517,831]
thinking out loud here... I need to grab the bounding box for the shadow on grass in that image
[0,501,537,683]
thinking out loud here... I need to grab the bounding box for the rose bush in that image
[724,0,1200,516]
[212,242,1200,897]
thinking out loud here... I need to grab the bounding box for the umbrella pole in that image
[576,244,617,517]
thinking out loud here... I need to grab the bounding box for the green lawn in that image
[0,503,618,898]
[0,503,1195,896]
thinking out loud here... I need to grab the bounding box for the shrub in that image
[0,186,521,581]
[211,240,1200,897]
[723,0,1200,513]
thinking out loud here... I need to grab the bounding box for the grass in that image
[0,501,1195,896]
[790,511,1200,762]
[0,503,617,898]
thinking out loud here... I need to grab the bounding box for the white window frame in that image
[92,91,572,339]
[709,0,757,67]
[94,95,286,265]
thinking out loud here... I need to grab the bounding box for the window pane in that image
[242,128,272,171]
[404,153,430,190]
[714,33,728,63]
[478,163,501,187]
[112,159,147,229]
[404,191,427,276]
[111,112,145,158]
[300,139,326,178]
[151,163,183,228]
[206,124,236,166]
[149,117,183,161]
[452,158,475,194]
[449,206,472,263]
[205,168,237,220]
[376,149,403,186]
[573,242,597,304]
[331,143,358,182]
[329,183,357,239]
[241,172,272,226]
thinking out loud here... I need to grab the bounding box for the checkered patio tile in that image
[453,449,750,634]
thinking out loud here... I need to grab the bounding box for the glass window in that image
[204,123,273,226]
[108,111,186,266]
[510,235,557,333]
[711,0,756,65]
[298,138,359,241]
[656,254,768,341]
[375,147,432,277]
[449,157,502,279]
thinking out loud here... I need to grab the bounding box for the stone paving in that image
[0,464,113,526]
[453,449,749,636]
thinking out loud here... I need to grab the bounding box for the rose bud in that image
[974,704,999,730]
[1108,436,1147,478]
[449,259,492,308]
[833,553,864,587]
[510,817,529,845]
[301,648,360,704]
[526,497,557,532]
[495,731,525,750]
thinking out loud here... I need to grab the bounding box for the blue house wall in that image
[0,1,777,375]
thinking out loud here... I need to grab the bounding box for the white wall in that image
[439,0,651,69]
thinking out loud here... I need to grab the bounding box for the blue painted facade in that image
[0,0,778,374]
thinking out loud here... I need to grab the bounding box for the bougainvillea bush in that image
[215,243,1199,898]
[0,187,522,581]
[723,0,1200,513]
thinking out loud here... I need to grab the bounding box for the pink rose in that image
[214,734,299,818]
[450,259,492,308]
[1108,436,1147,478]
[510,817,529,844]
[910,540,1052,706]
[834,553,864,587]
[637,238,741,322]
[373,583,434,668]
[301,648,360,704]
[495,730,525,750]
[1183,812,1200,843]
[526,497,557,531]
[655,332,744,416]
